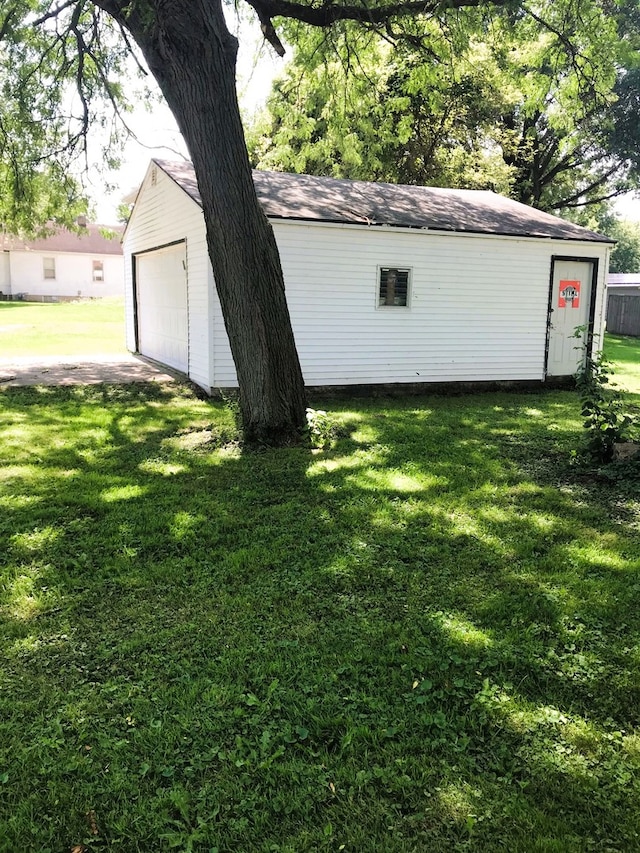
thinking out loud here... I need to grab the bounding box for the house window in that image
[43,257,56,280]
[92,260,104,282]
[379,267,410,307]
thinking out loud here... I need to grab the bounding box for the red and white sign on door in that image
[558,280,581,308]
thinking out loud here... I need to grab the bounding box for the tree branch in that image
[0,2,24,41]
[69,1,91,168]
[554,187,628,210]
[116,20,148,76]
[246,0,494,32]
[31,0,79,28]
[550,164,622,209]
[522,2,612,107]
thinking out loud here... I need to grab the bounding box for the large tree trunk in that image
[105,0,307,446]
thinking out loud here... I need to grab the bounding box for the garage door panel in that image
[136,244,188,373]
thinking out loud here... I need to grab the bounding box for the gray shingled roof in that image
[2,224,123,255]
[153,159,613,244]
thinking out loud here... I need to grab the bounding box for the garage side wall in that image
[211,221,609,388]
[123,167,212,389]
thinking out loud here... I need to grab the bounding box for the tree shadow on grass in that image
[1,384,639,851]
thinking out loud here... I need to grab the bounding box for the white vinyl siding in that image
[211,220,608,387]
[7,252,123,298]
[123,166,212,390]
[0,251,10,294]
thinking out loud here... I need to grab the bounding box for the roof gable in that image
[153,159,613,244]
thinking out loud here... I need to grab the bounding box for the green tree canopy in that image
[249,1,640,213]
[0,1,139,233]
[609,218,640,272]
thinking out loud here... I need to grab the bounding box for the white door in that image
[136,243,188,373]
[547,259,594,377]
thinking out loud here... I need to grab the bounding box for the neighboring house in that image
[0,224,124,301]
[123,159,614,394]
[606,273,640,336]
[607,273,640,295]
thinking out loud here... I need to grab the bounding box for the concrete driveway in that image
[0,353,181,388]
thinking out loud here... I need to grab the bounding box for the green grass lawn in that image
[0,298,126,358]
[1,380,639,852]
[604,332,640,394]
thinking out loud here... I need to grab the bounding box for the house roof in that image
[608,272,640,287]
[1,224,123,255]
[153,158,614,244]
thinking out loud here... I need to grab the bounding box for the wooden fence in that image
[606,294,640,337]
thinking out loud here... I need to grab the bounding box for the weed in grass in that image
[574,332,638,463]
[305,407,349,449]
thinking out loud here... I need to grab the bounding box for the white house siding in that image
[210,220,609,388]
[0,251,10,294]
[7,251,123,299]
[123,166,212,388]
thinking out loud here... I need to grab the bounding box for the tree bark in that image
[99,0,307,446]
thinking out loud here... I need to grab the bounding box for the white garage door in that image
[136,243,188,373]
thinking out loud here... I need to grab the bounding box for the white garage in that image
[123,159,614,395]
[134,242,188,373]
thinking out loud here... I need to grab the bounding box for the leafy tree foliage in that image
[248,20,514,193]
[567,205,640,273]
[0,1,135,233]
[250,1,640,213]
[609,219,640,273]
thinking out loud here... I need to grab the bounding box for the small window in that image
[43,257,56,280]
[92,260,104,282]
[379,267,410,307]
